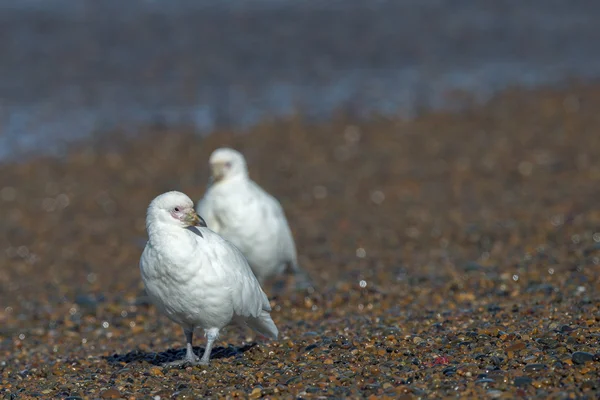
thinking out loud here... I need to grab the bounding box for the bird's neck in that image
[147,220,196,254]
[215,173,248,187]
[145,221,200,279]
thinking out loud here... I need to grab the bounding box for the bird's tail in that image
[246,310,279,340]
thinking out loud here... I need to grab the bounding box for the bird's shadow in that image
[103,343,256,366]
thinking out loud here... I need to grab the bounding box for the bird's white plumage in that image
[140,191,277,366]
[196,148,311,286]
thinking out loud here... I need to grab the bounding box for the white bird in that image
[196,147,312,288]
[140,191,278,367]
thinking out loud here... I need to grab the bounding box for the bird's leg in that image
[162,328,200,368]
[289,262,313,290]
[183,328,200,363]
[294,272,313,290]
[199,328,220,365]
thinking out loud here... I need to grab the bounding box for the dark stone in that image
[571,351,594,365]
[536,337,559,349]
[304,344,318,351]
[523,363,548,372]
[514,376,532,387]
[483,365,500,373]
[432,322,444,330]
[487,304,502,312]
[363,383,381,390]
[566,336,578,345]
[285,376,302,385]
[559,325,575,333]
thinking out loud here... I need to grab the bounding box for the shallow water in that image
[1,0,600,160]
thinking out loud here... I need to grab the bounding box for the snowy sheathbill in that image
[196,148,312,288]
[140,191,278,367]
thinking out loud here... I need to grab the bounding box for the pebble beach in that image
[1,84,600,398]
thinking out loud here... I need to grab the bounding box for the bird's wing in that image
[199,229,271,317]
[249,181,286,218]
[249,181,298,261]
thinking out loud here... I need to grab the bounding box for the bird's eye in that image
[174,207,180,212]
[225,162,232,168]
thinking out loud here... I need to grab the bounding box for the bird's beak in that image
[185,210,207,227]
[210,162,226,182]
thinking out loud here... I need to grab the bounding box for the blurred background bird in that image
[196,148,313,290]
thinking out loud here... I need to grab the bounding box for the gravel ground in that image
[1,84,600,399]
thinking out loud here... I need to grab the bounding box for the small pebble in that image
[249,388,262,399]
[505,342,526,352]
[536,337,559,349]
[100,388,122,399]
[442,366,457,376]
[572,351,594,365]
[514,376,533,387]
[523,364,548,372]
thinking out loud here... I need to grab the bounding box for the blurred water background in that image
[1,0,599,161]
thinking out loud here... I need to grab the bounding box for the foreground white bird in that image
[140,191,278,367]
[196,147,312,288]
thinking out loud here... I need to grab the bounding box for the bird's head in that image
[147,191,207,229]
[208,147,248,183]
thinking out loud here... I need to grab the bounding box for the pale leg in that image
[162,327,200,367]
[183,328,200,363]
[199,327,220,365]
[290,262,313,290]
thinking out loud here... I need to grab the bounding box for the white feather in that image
[196,148,311,286]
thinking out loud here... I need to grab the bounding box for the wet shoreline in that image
[2,0,600,160]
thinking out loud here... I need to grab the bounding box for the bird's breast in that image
[141,242,235,328]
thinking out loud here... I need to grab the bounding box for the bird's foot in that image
[198,358,210,366]
[293,273,314,291]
